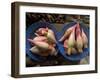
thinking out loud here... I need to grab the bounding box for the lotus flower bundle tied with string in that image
[59,22,88,55]
[28,27,57,56]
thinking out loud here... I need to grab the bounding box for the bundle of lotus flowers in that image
[59,22,88,55]
[28,27,57,56]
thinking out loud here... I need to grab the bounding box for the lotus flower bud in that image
[82,29,88,48]
[66,27,76,55]
[64,39,71,55]
[36,27,48,36]
[30,46,50,56]
[30,46,40,54]
[30,46,57,56]
[76,23,83,53]
[67,27,75,48]
[33,36,47,42]
[59,24,76,42]
[46,29,57,43]
[28,36,47,44]
[31,41,50,50]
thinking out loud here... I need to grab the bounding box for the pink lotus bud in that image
[66,27,76,55]
[28,36,47,44]
[30,46,50,56]
[28,38,49,50]
[40,44,57,56]
[76,23,83,53]
[67,27,75,48]
[32,41,50,50]
[82,29,88,48]
[33,36,47,42]
[36,28,48,36]
[46,29,57,43]
[30,46,40,54]
[59,24,76,42]
[64,39,70,55]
